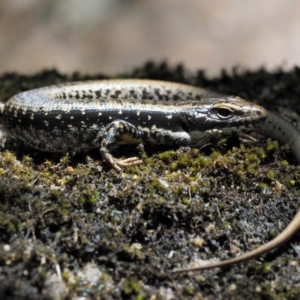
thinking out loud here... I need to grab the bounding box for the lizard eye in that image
[216,107,233,119]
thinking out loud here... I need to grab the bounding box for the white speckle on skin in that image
[90,124,100,130]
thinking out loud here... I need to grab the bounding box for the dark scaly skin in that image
[257,111,300,163]
[1,80,266,171]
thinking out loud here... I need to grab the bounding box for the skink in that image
[1,80,266,171]
[0,79,299,272]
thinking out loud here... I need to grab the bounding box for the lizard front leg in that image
[100,120,143,172]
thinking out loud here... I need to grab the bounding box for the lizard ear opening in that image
[180,120,190,133]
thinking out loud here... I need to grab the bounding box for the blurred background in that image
[0,0,299,76]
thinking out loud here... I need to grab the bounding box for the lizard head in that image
[181,96,268,145]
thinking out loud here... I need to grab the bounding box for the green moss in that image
[289,179,296,186]
[150,178,168,192]
[257,182,269,191]
[121,276,145,298]
[210,150,222,160]
[87,189,99,204]
[263,263,272,272]
[266,170,276,180]
[266,138,279,152]
[246,164,257,175]
[280,160,289,167]
[173,184,184,195]
[1,67,300,299]
[169,162,178,170]
[181,197,190,205]
[190,183,200,194]
[158,150,178,162]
